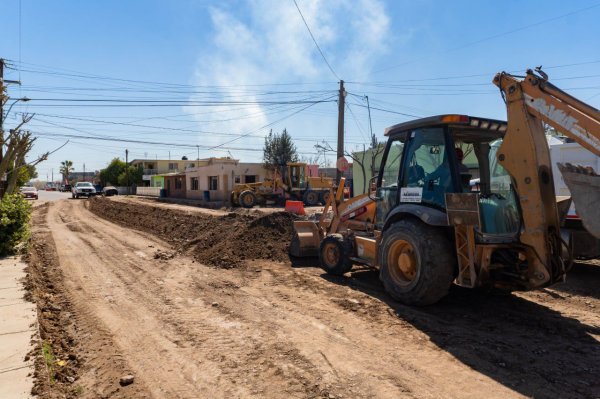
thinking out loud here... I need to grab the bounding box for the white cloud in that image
[187,0,391,157]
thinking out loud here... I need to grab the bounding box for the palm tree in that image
[59,160,74,184]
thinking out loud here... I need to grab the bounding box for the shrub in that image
[0,194,32,255]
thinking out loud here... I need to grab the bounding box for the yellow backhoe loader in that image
[290,68,600,305]
[231,162,333,208]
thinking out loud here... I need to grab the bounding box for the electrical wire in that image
[292,0,340,81]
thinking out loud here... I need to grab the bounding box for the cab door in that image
[399,127,457,209]
[375,137,405,227]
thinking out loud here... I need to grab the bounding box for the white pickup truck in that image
[71,182,96,199]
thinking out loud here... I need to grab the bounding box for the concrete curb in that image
[0,256,36,399]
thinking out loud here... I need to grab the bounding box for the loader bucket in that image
[289,220,321,257]
[558,163,600,238]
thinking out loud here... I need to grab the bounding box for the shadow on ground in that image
[319,264,600,398]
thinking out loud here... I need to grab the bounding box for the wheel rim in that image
[242,194,253,206]
[322,242,340,267]
[307,192,318,204]
[387,240,418,286]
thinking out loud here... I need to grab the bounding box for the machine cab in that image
[376,115,519,240]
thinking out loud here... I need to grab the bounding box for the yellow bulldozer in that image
[231,162,334,208]
[291,68,600,305]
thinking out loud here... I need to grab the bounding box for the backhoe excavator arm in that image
[493,70,600,285]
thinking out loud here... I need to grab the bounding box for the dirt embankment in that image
[87,197,297,268]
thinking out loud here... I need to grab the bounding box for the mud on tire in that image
[319,234,353,276]
[379,219,455,306]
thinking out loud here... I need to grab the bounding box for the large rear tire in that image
[319,234,353,276]
[379,219,455,306]
[239,190,257,208]
[303,190,319,206]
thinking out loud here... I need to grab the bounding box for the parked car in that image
[72,182,96,199]
[20,186,38,200]
[102,186,118,196]
[59,184,72,192]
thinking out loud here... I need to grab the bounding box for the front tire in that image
[379,219,455,306]
[319,234,353,276]
[239,190,257,208]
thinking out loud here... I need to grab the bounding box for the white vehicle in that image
[71,182,96,199]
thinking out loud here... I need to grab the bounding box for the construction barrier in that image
[285,200,306,215]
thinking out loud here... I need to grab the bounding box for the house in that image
[131,158,208,186]
[163,173,187,199]
[185,158,268,202]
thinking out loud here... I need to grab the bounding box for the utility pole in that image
[196,145,199,161]
[365,95,374,141]
[83,163,86,182]
[125,149,129,195]
[51,168,53,184]
[336,80,346,182]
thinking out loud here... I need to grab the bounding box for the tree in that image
[98,158,126,186]
[263,129,298,174]
[15,164,37,188]
[117,165,143,186]
[59,160,74,183]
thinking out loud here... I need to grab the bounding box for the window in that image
[400,128,452,209]
[376,138,404,225]
[208,176,218,190]
[191,177,199,190]
[244,175,257,184]
[234,175,241,184]
[175,178,182,190]
[168,162,179,170]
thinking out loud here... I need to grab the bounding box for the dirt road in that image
[27,198,599,398]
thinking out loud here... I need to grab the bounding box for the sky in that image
[1,0,599,180]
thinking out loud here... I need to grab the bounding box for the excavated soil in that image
[87,197,297,268]
[24,197,600,398]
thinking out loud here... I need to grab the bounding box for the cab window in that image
[400,128,453,208]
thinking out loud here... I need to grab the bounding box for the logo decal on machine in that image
[400,187,423,203]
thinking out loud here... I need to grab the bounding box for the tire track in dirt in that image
[31,198,600,398]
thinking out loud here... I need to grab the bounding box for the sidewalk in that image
[0,256,36,399]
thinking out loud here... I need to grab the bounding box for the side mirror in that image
[367,175,381,201]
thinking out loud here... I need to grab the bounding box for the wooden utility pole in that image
[336,80,345,182]
[125,149,129,195]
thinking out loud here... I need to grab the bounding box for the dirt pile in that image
[88,198,298,268]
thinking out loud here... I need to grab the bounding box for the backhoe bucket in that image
[558,163,600,238]
[289,221,321,257]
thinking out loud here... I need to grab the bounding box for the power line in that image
[292,0,340,81]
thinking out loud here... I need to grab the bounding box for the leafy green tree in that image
[117,165,143,186]
[98,158,126,186]
[15,164,37,188]
[263,128,298,173]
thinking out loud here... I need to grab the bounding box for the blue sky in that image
[1,0,599,180]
